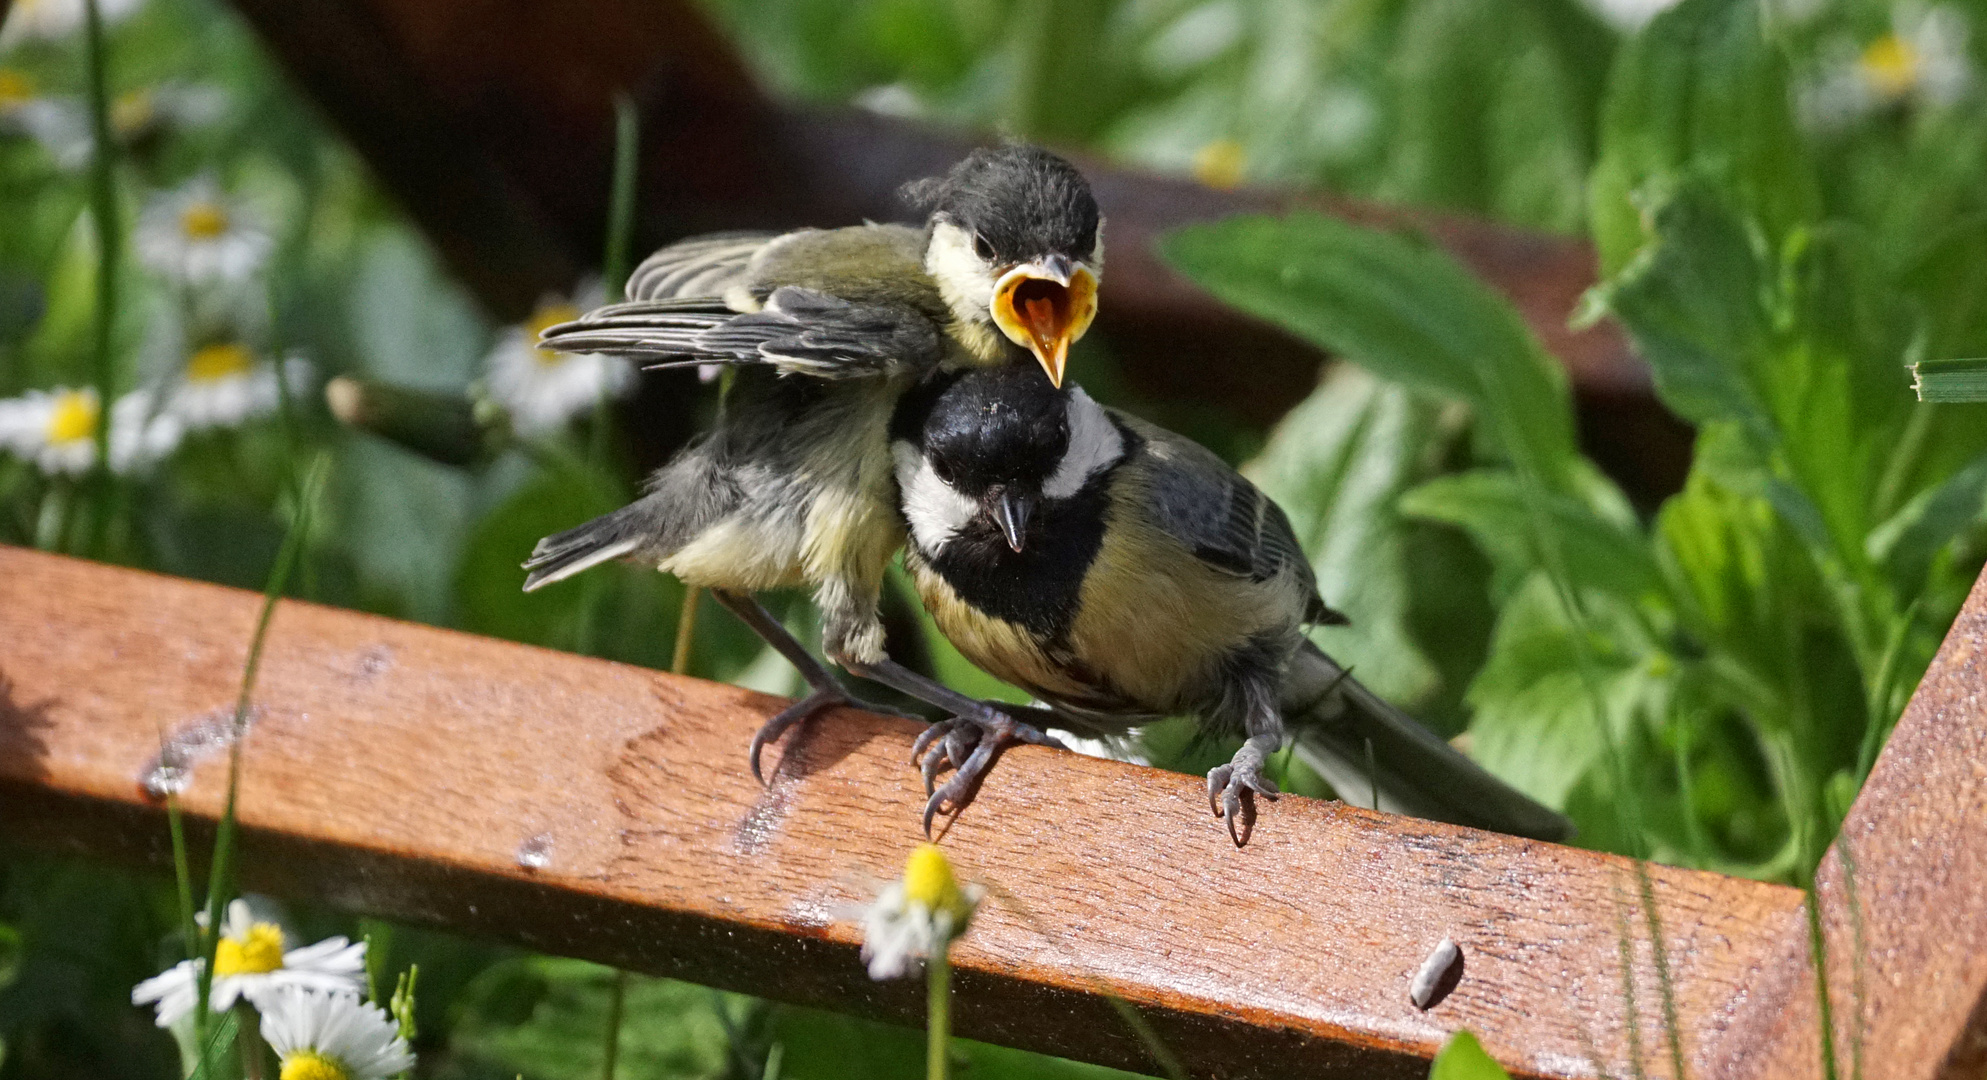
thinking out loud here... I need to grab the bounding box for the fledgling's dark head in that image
[902,145,1103,386]
[893,365,1125,555]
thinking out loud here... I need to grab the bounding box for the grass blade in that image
[1911,358,1987,402]
[193,454,329,1031]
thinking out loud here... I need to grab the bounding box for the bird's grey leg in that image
[841,658,1066,833]
[709,590,918,783]
[1207,682,1285,847]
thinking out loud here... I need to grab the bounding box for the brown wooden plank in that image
[0,546,1798,1078]
[1706,567,1987,1080]
[217,0,1693,502]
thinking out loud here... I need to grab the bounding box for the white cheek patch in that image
[1043,388,1124,499]
[926,220,997,323]
[894,441,979,553]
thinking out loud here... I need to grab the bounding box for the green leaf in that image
[1867,452,1987,590]
[1587,0,1817,275]
[1379,0,1610,234]
[1585,188,1776,439]
[1160,212,1578,489]
[1244,365,1446,703]
[1429,1030,1513,1080]
[1400,468,1661,605]
[1464,574,1664,808]
[1913,357,1987,402]
[187,1008,242,1080]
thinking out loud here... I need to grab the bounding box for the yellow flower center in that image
[45,391,98,445]
[1192,139,1246,191]
[212,921,286,976]
[526,302,581,366]
[180,201,231,241]
[1860,34,1921,99]
[0,69,34,108]
[111,89,156,136]
[186,342,255,383]
[278,1050,352,1080]
[901,843,968,920]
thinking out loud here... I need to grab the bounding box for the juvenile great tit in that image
[888,364,1574,845]
[521,146,1104,776]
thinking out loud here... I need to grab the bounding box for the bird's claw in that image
[749,685,919,784]
[912,705,1065,834]
[1207,751,1280,847]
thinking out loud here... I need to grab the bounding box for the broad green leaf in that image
[1429,1030,1513,1080]
[1160,212,1578,489]
[1587,0,1817,274]
[1400,468,1661,605]
[1585,189,1776,440]
[1868,452,1987,590]
[1464,574,1664,808]
[1244,365,1445,704]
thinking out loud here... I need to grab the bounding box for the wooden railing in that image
[2,544,1983,1079]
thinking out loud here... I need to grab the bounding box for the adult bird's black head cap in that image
[917,364,1072,552]
[904,145,1103,388]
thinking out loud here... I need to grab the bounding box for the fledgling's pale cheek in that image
[925,220,999,322]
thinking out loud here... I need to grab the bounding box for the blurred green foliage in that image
[5,0,1987,1073]
[1164,0,1987,875]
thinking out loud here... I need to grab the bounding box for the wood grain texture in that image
[0,546,1802,1078]
[1709,568,1987,1080]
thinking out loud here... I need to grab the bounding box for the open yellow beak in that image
[990,257,1098,388]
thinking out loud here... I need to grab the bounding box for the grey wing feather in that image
[1126,417,1347,626]
[540,286,945,380]
[625,231,781,304]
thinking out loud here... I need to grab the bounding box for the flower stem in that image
[600,970,630,1080]
[927,946,951,1080]
[81,0,121,544]
[194,455,327,1029]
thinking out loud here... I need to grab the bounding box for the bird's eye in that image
[932,459,956,485]
[972,232,995,261]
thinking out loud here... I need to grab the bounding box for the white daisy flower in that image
[108,387,183,472]
[110,82,229,142]
[130,898,367,1029]
[1579,0,1683,31]
[0,0,144,46]
[259,987,416,1080]
[167,340,312,431]
[860,843,982,981]
[482,282,634,437]
[1801,3,1972,129]
[0,67,87,163]
[0,386,179,476]
[134,175,273,287]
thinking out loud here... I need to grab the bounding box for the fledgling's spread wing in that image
[625,231,782,307]
[540,286,946,380]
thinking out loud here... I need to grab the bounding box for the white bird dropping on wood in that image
[1409,937,1462,1010]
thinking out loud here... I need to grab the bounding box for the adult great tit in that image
[521,146,1103,776]
[889,364,1574,845]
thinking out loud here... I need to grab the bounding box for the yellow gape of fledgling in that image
[521,146,1103,778]
[889,365,1573,845]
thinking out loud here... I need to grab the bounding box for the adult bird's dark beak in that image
[991,257,1098,388]
[989,489,1035,553]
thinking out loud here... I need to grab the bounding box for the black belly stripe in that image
[924,476,1111,644]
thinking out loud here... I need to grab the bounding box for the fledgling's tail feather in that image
[1283,639,1573,842]
[521,507,645,591]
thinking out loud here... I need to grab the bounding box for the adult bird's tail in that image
[1282,639,1573,842]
